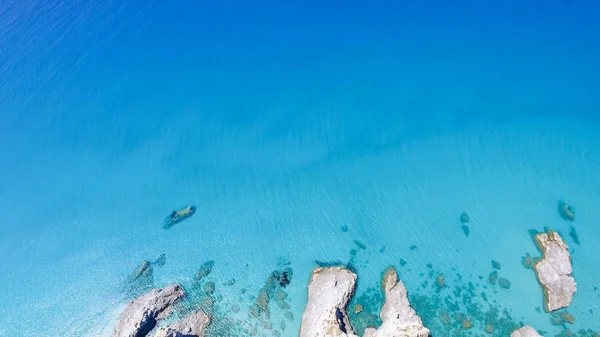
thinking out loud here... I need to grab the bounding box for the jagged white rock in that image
[114,285,185,337]
[299,266,429,337]
[299,267,359,337]
[510,326,543,337]
[363,267,430,337]
[533,229,577,311]
[154,311,211,337]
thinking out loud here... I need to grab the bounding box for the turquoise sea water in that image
[1,1,600,336]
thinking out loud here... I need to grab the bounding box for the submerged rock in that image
[559,312,575,324]
[488,271,498,285]
[558,201,575,222]
[128,261,153,285]
[498,278,511,289]
[461,225,470,237]
[533,229,577,311]
[568,226,580,245]
[511,326,543,337]
[522,254,533,269]
[154,311,211,337]
[491,260,502,270]
[436,275,445,289]
[114,285,185,337]
[195,260,215,281]
[163,205,196,229]
[460,212,469,224]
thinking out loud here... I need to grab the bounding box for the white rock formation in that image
[510,326,543,337]
[154,311,211,337]
[299,267,359,337]
[114,284,185,337]
[299,266,429,337]
[363,267,430,337]
[533,229,577,311]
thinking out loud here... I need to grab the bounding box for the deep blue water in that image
[1,1,600,336]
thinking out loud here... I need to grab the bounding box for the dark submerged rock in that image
[488,271,498,285]
[163,205,196,229]
[460,212,470,224]
[491,260,502,270]
[195,260,215,280]
[569,226,580,245]
[558,201,575,222]
[498,278,511,289]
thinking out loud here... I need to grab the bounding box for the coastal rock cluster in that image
[533,229,577,312]
[299,266,429,337]
[114,285,187,337]
[113,284,212,337]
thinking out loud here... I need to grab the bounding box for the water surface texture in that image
[1,1,600,336]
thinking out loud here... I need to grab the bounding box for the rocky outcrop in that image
[510,326,543,337]
[114,285,185,337]
[299,266,429,337]
[533,230,577,311]
[363,267,430,337]
[154,311,211,337]
[299,267,359,337]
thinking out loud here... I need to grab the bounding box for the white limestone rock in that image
[510,326,543,337]
[114,284,185,337]
[154,311,211,337]
[363,267,430,337]
[299,267,359,337]
[299,266,429,337]
[533,229,577,311]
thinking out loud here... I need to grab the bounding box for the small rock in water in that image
[426,263,433,269]
[354,304,364,314]
[485,324,494,334]
[522,254,533,269]
[498,278,511,289]
[163,205,196,229]
[284,311,294,321]
[439,311,451,325]
[491,260,502,269]
[461,224,470,237]
[569,226,580,245]
[379,246,385,253]
[195,260,215,280]
[558,201,575,221]
[153,253,166,267]
[550,314,563,326]
[223,278,236,286]
[341,225,349,232]
[354,240,367,250]
[460,212,470,224]
[409,245,418,251]
[436,275,445,289]
[559,312,575,324]
[488,271,498,285]
[399,258,407,266]
[462,317,472,329]
[203,282,215,295]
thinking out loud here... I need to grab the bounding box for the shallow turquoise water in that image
[1,1,600,336]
